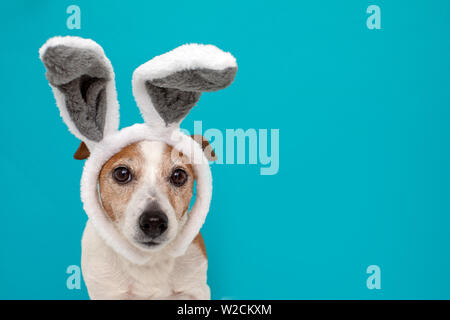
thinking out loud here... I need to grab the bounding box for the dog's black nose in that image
[139,209,168,238]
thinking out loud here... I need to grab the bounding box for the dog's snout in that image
[139,209,168,238]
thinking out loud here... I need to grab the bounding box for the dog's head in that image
[97,138,215,251]
[40,36,236,259]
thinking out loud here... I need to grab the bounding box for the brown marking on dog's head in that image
[99,142,145,222]
[191,135,217,161]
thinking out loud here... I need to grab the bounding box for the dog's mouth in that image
[139,240,162,247]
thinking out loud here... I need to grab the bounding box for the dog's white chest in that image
[81,221,209,300]
[123,257,176,298]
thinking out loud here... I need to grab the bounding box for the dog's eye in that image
[170,168,188,187]
[112,167,132,184]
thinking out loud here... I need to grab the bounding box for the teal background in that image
[1,0,450,299]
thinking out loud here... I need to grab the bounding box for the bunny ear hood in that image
[40,36,237,265]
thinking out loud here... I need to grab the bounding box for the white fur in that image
[121,141,179,250]
[82,221,210,300]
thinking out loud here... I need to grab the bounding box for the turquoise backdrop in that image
[1,0,450,299]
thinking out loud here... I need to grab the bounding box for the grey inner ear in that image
[146,67,237,125]
[58,76,106,141]
[145,83,201,124]
[42,45,111,141]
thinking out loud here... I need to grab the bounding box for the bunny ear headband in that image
[39,36,237,264]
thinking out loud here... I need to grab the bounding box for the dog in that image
[82,139,216,299]
[39,36,237,299]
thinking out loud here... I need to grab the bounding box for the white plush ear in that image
[132,44,237,128]
[39,36,120,151]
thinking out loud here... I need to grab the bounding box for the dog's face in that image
[98,140,207,252]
